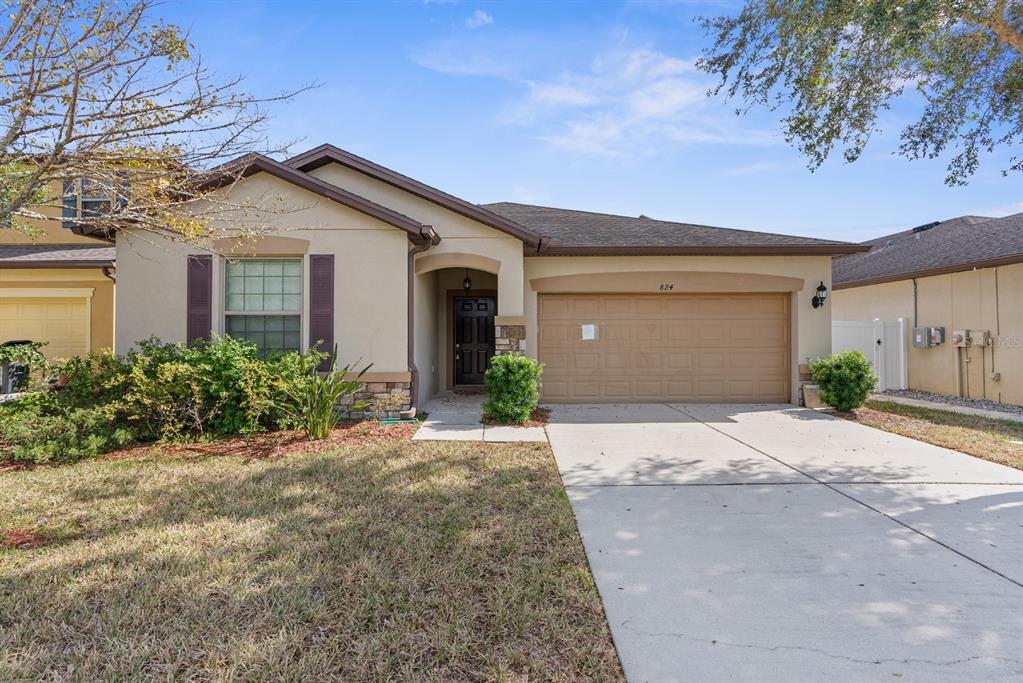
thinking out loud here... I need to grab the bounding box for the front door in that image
[454,297,495,385]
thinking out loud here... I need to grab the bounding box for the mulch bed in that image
[480,406,550,428]
[1,420,419,472]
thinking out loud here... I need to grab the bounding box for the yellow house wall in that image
[831,263,1023,405]
[0,179,98,245]
[0,268,115,352]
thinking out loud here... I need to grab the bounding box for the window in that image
[62,177,123,227]
[224,258,302,357]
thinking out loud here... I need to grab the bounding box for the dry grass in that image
[0,435,623,681]
[842,400,1023,470]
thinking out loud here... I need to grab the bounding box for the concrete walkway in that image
[871,393,1023,424]
[547,403,1023,682]
[412,393,547,443]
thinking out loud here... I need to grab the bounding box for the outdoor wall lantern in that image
[811,281,829,309]
[462,269,472,295]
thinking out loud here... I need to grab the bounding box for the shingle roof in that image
[481,202,866,255]
[0,243,115,267]
[832,213,1023,288]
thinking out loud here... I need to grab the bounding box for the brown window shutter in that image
[308,254,334,370]
[186,254,213,344]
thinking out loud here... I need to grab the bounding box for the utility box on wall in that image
[951,329,970,347]
[929,327,945,345]
[912,327,931,348]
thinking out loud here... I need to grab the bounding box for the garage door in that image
[539,293,790,403]
[0,297,89,359]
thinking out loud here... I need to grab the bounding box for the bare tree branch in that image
[0,0,316,244]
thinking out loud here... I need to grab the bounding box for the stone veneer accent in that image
[338,381,411,419]
[495,324,526,355]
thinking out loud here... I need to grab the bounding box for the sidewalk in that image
[412,393,548,443]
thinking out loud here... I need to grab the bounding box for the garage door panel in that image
[539,292,790,403]
[0,297,88,360]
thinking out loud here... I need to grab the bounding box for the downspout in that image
[911,278,917,327]
[102,265,116,281]
[405,227,439,417]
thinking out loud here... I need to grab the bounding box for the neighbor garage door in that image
[539,293,790,402]
[0,297,89,359]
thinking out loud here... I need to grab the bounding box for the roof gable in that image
[205,154,440,245]
[284,144,541,246]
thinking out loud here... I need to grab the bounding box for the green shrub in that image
[810,351,878,411]
[0,394,132,464]
[483,354,543,424]
[55,351,131,408]
[116,335,323,440]
[0,335,340,463]
[275,346,369,440]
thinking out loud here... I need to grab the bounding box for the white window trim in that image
[220,256,304,354]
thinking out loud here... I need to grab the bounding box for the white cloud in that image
[417,40,778,157]
[465,10,493,29]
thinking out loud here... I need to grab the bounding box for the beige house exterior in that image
[832,214,1023,406]
[115,144,865,412]
[0,186,115,359]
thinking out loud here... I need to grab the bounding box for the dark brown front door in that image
[454,297,495,385]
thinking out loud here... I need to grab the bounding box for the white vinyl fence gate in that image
[832,318,908,391]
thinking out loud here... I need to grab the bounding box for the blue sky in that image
[166,0,1021,242]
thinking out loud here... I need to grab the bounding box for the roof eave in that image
[834,252,1023,289]
[0,260,114,269]
[284,144,544,247]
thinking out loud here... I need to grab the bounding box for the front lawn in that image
[0,433,623,681]
[843,400,1023,470]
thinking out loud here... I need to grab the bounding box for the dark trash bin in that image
[1,340,35,394]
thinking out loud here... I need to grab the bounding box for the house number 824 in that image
[659,283,674,291]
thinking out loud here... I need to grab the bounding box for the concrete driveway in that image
[547,403,1023,682]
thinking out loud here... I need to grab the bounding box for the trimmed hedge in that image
[483,354,543,424]
[810,351,877,412]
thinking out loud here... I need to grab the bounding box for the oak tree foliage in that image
[698,1,1023,185]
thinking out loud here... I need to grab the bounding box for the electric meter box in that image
[951,330,970,347]
[912,327,931,348]
[929,327,945,345]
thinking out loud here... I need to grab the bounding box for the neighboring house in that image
[0,183,115,360]
[115,144,866,411]
[832,213,1023,406]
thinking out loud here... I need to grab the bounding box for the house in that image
[832,213,1023,406]
[0,181,115,360]
[115,144,867,411]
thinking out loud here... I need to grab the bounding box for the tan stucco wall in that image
[0,268,115,352]
[116,172,409,371]
[309,163,525,316]
[832,263,1023,405]
[414,269,439,400]
[522,255,835,404]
